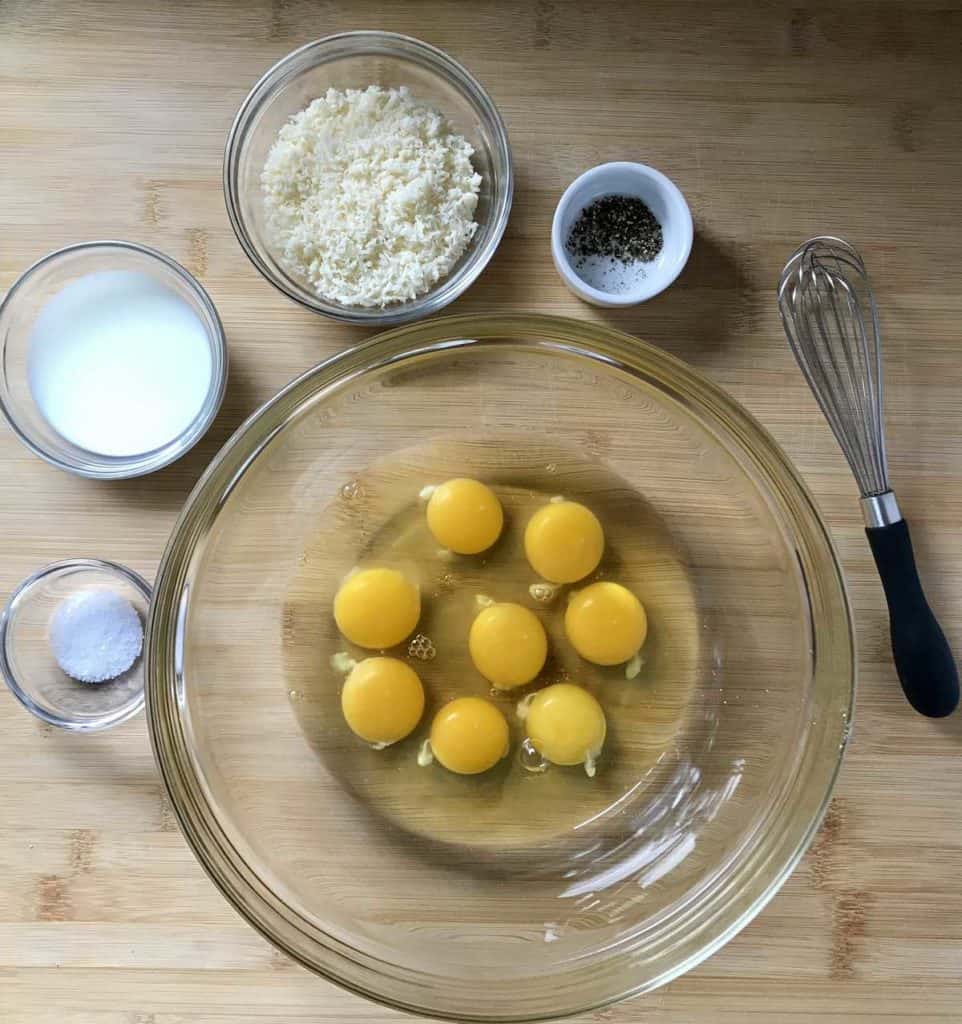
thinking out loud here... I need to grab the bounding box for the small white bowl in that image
[552,162,693,307]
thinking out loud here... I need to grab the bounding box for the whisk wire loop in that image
[778,236,889,497]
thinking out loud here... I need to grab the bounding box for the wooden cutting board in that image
[2,2,961,1021]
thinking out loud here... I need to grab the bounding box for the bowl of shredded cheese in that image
[224,32,513,324]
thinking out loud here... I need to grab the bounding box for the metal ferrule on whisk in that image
[861,490,902,529]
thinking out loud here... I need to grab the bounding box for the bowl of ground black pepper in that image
[552,162,693,306]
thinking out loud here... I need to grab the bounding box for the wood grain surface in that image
[2,1,962,1021]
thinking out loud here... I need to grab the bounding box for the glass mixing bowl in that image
[224,32,513,324]
[146,314,853,1021]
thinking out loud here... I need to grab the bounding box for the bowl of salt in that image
[0,559,150,731]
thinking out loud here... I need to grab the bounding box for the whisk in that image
[778,236,959,718]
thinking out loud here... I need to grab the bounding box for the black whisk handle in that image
[866,518,959,718]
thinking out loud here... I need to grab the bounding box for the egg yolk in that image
[524,501,604,583]
[565,581,648,665]
[426,478,504,554]
[469,602,548,689]
[341,657,425,745]
[525,683,606,768]
[430,696,510,774]
[333,568,420,649]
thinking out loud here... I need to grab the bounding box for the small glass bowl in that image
[1,559,151,731]
[0,240,228,479]
[224,31,513,325]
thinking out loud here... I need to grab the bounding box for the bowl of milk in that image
[0,241,226,478]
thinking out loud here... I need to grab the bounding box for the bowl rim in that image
[145,312,855,1021]
[0,239,228,479]
[0,557,152,731]
[223,31,514,325]
[551,161,694,307]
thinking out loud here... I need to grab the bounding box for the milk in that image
[28,270,213,456]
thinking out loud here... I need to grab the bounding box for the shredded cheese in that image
[262,85,481,308]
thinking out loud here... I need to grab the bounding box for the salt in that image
[48,590,143,683]
[570,253,650,294]
[28,270,213,456]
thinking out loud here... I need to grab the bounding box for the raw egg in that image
[429,696,510,774]
[341,657,425,746]
[565,581,647,665]
[524,683,606,774]
[524,500,604,583]
[469,602,548,689]
[334,567,420,649]
[426,478,503,554]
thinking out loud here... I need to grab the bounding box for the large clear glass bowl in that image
[224,32,513,325]
[146,314,853,1022]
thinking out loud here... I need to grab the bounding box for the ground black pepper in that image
[566,194,664,267]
